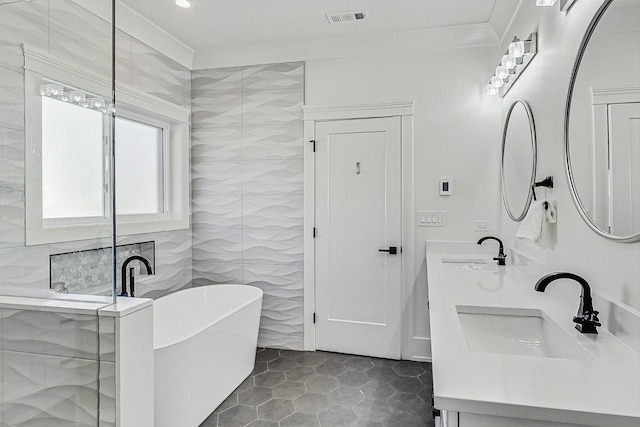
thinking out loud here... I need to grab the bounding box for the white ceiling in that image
[119,0,512,53]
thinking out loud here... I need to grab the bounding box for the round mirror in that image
[501,100,537,221]
[565,0,640,242]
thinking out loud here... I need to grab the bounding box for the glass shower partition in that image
[0,0,117,425]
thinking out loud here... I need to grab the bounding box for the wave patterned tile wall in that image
[192,62,305,350]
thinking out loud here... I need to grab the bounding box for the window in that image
[115,116,165,216]
[24,45,190,245]
[42,96,106,220]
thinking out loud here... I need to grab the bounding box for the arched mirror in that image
[565,0,640,242]
[501,100,537,221]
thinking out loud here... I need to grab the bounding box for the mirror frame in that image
[501,99,537,222]
[564,0,640,243]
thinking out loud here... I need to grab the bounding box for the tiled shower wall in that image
[0,307,116,426]
[0,0,192,298]
[0,1,190,422]
[191,63,305,350]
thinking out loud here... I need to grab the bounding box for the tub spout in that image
[120,255,153,297]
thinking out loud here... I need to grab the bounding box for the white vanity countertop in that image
[426,242,640,426]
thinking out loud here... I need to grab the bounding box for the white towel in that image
[545,200,557,224]
[516,200,548,242]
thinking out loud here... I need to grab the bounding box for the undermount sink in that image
[456,306,591,360]
[441,258,497,271]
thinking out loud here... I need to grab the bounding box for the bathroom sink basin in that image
[441,258,497,271]
[456,306,590,360]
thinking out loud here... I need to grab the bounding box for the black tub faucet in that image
[477,236,507,265]
[120,255,153,298]
[535,272,601,334]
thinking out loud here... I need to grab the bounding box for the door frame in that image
[302,101,415,357]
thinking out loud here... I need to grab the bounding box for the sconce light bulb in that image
[496,65,509,80]
[536,0,557,6]
[486,84,499,96]
[501,55,516,70]
[490,76,504,89]
[175,0,191,8]
[509,39,525,59]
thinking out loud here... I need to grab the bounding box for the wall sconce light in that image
[485,33,537,97]
[40,80,114,114]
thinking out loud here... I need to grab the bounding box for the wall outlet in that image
[474,220,491,232]
[419,211,446,227]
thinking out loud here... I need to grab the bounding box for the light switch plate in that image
[474,220,492,232]
[419,211,446,227]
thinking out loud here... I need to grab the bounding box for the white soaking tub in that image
[153,285,263,427]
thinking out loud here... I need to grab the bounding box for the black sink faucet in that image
[477,236,507,265]
[120,255,153,298]
[535,272,601,334]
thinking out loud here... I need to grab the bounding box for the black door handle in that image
[378,246,398,255]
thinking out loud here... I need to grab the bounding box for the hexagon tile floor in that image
[199,348,435,427]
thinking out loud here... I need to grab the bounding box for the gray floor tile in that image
[238,386,273,406]
[273,381,307,400]
[392,361,426,377]
[255,348,280,363]
[285,366,317,382]
[202,349,434,427]
[251,362,268,376]
[315,360,347,376]
[390,376,425,393]
[386,392,428,414]
[383,409,433,427]
[305,375,340,394]
[257,398,295,421]
[418,370,433,386]
[217,405,257,427]
[280,412,320,427]
[352,420,384,427]
[344,356,375,372]
[246,420,278,427]
[254,371,286,388]
[328,386,365,407]
[214,392,238,414]
[296,352,329,367]
[236,376,255,393]
[360,380,396,400]
[365,366,398,382]
[293,392,331,414]
[353,399,393,421]
[337,370,370,387]
[317,405,357,427]
[267,356,298,371]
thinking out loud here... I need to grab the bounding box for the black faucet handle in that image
[573,311,601,333]
[493,254,507,266]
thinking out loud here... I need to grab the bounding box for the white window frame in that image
[24,45,190,245]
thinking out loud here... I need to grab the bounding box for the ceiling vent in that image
[325,10,369,24]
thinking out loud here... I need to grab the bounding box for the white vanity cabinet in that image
[426,242,640,427]
[443,411,592,427]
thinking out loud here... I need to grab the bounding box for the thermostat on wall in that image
[439,178,452,196]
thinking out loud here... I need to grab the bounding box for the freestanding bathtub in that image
[153,285,263,427]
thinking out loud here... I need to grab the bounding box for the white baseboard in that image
[408,337,432,362]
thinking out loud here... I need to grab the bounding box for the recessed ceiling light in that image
[175,0,192,8]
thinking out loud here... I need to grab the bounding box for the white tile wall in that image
[191,62,305,349]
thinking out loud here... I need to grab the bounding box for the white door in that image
[608,102,640,236]
[314,117,402,359]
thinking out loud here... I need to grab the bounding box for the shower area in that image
[0,0,191,424]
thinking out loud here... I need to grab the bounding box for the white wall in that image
[305,45,502,359]
[500,0,640,312]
